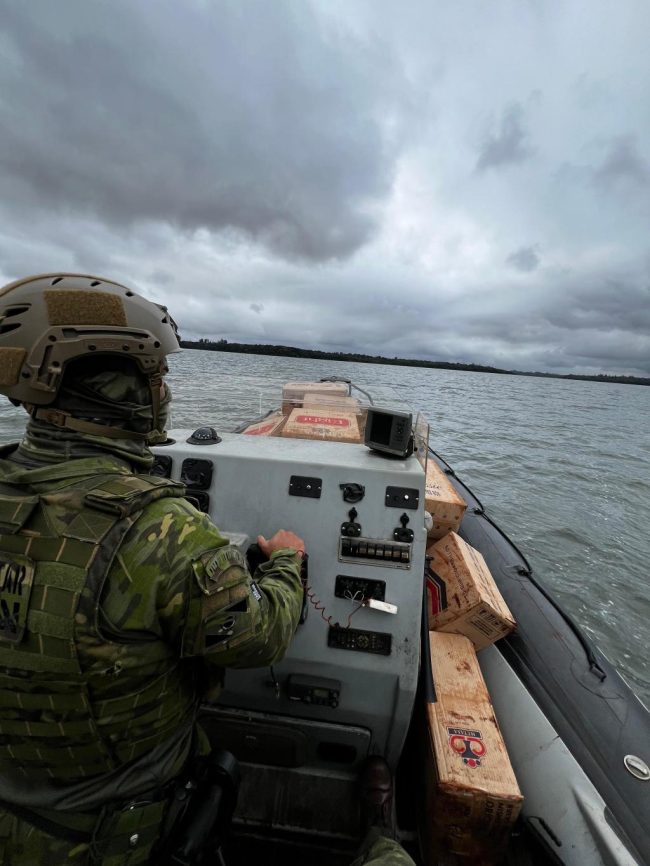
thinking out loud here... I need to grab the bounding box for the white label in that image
[366,598,398,615]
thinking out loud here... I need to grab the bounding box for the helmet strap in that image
[149,371,163,434]
[29,406,154,443]
[26,365,169,445]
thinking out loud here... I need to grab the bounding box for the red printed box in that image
[281,409,361,443]
[426,532,515,650]
[422,631,523,865]
[241,413,286,436]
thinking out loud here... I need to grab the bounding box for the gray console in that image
[153,430,427,838]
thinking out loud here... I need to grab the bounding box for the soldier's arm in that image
[101,500,303,668]
[183,534,304,668]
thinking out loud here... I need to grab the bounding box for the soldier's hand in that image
[258,530,305,558]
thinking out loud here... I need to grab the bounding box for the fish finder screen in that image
[368,411,393,446]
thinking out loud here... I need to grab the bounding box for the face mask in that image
[54,362,173,441]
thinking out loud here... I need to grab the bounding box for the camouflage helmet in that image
[0,273,180,442]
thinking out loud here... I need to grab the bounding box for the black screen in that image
[368,410,393,446]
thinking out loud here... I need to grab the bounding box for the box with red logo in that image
[241,413,286,437]
[423,631,523,865]
[281,409,361,443]
[426,532,515,650]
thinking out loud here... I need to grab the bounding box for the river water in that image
[1,348,648,706]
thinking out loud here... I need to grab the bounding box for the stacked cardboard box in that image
[281,381,349,415]
[241,412,286,437]
[425,460,467,540]
[427,532,515,650]
[302,394,362,414]
[281,409,361,443]
[423,631,523,864]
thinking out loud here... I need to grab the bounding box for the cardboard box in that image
[281,409,361,443]
[281,381,349,414]
[423,631,523,864]
[425,460,467,539]
[241,413,286,437]
[427,532,515,650]
[302,395,362,415]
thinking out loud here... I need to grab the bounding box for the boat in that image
[151,378,650,866]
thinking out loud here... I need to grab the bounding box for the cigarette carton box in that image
[281,381,349,414]
[241,413,286,437]
[425,460,467,539]
[281,409,361,443]
[423,631,523,865]
[302,394,362,414]
[427,532,515,650]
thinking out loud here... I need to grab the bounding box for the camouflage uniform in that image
[0,448,303,865]
[351,829,417,866]
[0,273,410,866]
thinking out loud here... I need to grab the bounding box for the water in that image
[1,348,648,705]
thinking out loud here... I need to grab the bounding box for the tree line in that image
[180,339,650,386]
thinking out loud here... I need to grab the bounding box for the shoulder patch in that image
[193,545,248,595]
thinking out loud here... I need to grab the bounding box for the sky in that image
[0,0,649,375]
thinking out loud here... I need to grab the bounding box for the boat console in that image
[152,427,428,842]
[147,385,650,866]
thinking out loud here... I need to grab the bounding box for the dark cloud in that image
[506,245,541,272]
[168,248,650,376]
[594,136,649,188]
[542,279,650,336]
[476,103,533,172]
[0,1,648,378]
[0,1,409,262]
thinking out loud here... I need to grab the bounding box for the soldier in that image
[0,273,415,866]
[0,273,306,864]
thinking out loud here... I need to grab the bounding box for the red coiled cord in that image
[305,585,364,629]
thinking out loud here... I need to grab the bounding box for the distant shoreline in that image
[180,340,650,386]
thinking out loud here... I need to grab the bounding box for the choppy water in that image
[1,348,648,706]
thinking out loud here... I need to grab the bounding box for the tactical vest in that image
[0,470,197,783]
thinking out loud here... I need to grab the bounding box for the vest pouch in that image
[0,494,39,534]
[91,796,169,866]
[84,476,186,519]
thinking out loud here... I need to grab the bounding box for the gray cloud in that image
[506,245,541,272]
[594,136,649,188]
[541,279,650,336]
[476,103,533,172]
[0,1,410,262]
[0,1,648,378]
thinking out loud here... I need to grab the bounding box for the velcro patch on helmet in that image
[0,347,27,386]
[45,291,127,326]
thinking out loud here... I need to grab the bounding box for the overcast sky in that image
[1,0,649,375]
